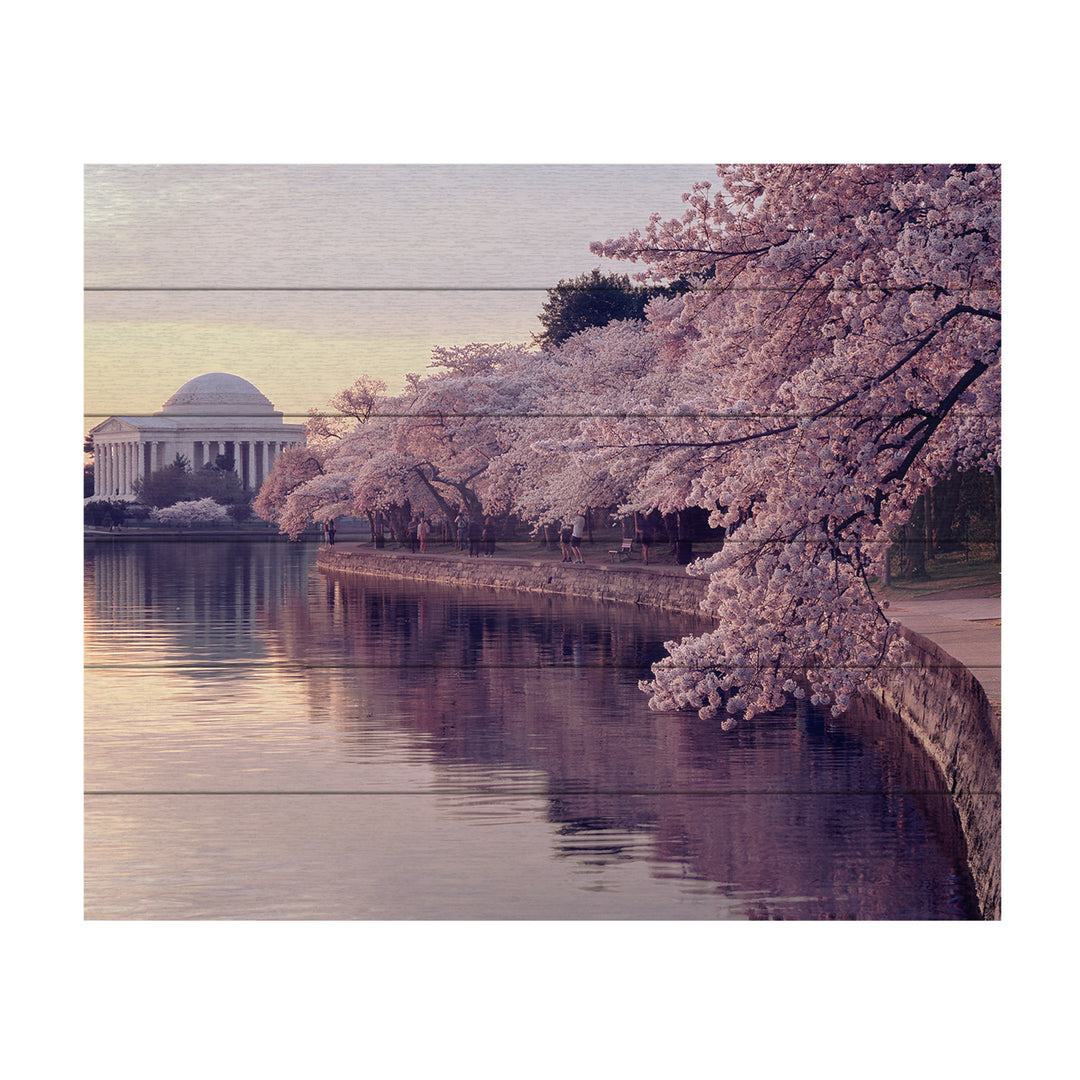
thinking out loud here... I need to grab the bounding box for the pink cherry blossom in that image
[258,164,999,728]
[588,164,999,719]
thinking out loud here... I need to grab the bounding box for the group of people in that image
[407,513,431,553]
[559,513,587,563]
[323,508,657,565]
[368,509,499,558]
[454,511,496,558]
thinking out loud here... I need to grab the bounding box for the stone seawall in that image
[317,547,713,618]
[873,628,1001,920]
[317,546,1000,919]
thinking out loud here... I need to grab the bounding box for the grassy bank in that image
[876,548,1001,602]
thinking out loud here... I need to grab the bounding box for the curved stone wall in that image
[317,547,1000,918]
[871,628,1001,920]
[318,547,712,616]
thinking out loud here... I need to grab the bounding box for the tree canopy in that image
[134,455,248,509]
[259,164,1000,727]
[589,163,1000,721]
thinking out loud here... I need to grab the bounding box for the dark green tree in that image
[84,433,96,496]
[533,269,684,349]
[84,499,129,527]
[188,463,247,506]
[134,455,252,513]
[133,460,191,508]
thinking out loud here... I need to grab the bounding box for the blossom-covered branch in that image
[587,164,1000,722]
[255,164,999,730]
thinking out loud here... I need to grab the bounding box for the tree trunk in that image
[676,509,693,565]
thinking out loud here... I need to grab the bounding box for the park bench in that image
[608,538,635,562]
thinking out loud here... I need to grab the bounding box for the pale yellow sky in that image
[84,164,713,427]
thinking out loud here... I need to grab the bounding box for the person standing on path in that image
[635,521,651,565]
[571,512,586,563]
[560,522,573,562]
[418,514,429,553]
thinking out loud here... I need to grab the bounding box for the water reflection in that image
[85,543,978,919]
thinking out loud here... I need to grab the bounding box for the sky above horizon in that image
[85,164,714,428]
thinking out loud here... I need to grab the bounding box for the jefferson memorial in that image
[89,372,304,500]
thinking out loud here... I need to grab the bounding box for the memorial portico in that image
[89,372,303,500]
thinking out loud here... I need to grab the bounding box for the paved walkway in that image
[328,540,1002,709]
[882,590,1001,709]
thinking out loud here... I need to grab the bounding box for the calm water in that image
[84,541,979,920]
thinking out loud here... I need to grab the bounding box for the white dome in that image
[158,373,279,416]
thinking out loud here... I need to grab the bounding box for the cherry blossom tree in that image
[254,374,386,534]
[150,498,233,528]
[488,321,676,527]
[267,350,544,539]
[583,163,1000,723]
[265,165,998,730]
[271,333,669,543]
